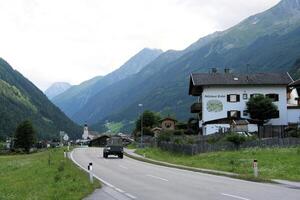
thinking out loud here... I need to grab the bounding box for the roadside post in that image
[88,162,93,184]
[67,142,70,151]
[253,159,258,177]
[64,150,67,158]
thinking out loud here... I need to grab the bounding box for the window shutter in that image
[237,111,241,119]
[275,94,279,102]
[237,95,240,102]
[227,95,230,102]
[227,111,231,118]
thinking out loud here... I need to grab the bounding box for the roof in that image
[159,117,177,122]
[151,127,162,131]
[203,118,257,125]
[189,72,294,96]
[289,79,300,87]
[192,73,292,86]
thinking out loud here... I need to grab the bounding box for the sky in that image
[0,0,280,91]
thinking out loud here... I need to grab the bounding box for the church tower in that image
[82,123,89,140]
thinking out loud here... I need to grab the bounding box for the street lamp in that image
[138,104,143,148]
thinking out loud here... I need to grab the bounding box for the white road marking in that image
[70,149,137,199]
[146,174,169,182]
[119,165,128,169]
[115,188,125,193]
[221,193,251,200]
[125,193,137,199]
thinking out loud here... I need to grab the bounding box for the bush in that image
[225,133,247,149]
[157,131,173,142]
[173,130,184,136]
[173,138,184,144]
[288,128,300,138]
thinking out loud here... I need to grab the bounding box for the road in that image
[71,147,300,200]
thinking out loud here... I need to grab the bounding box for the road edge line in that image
[124,151,274,183]
[70,148,137,199]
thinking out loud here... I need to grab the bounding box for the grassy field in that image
[0,148,100,200]
[105,122,123,133]
[136,147,300,181]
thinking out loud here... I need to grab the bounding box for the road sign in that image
[63,134,69,141]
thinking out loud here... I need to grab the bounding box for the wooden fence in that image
[157,137,300,155]
[258,125,288,138]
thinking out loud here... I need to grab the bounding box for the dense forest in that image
[0,58,81,140]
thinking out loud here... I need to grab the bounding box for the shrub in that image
[157,131,173,142]
[173,138,184,144]
[225,133,247,149]
[173,130,184,136]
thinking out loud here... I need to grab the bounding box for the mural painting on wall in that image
[206,100,223,112]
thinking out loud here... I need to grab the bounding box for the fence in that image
[258,125,288,138]
[157,137,300,155]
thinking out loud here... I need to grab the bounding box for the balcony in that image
[191,102,202,113]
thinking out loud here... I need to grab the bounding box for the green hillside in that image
[0,58,81,140]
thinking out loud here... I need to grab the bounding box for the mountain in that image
[45,82,71,99]
[52,76,103,117]
[0,58,81,140]
[56,0,300,133]
[52,48,163,117]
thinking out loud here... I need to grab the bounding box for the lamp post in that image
[138,104,143,148]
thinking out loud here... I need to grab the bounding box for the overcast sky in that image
[0,0,280,91]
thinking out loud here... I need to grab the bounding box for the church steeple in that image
[82,122,89,140]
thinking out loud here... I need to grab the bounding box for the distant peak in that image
[140,47,163,54]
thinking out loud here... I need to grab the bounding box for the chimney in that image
[224,68,231,74]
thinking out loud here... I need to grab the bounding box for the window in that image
[270,110,280,119]
[266,93,279,102]
[243,110,248,117]
[227,94,240,102]
[243,94,248,100]
[227,110,241,119]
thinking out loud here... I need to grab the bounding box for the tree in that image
[14,120,37,153]
[135,110,161,131]
[133,110,161,138]
[246,95,278,126]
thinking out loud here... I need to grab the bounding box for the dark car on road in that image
[103,136,124,159]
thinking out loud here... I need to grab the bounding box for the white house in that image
[189,72,300,135]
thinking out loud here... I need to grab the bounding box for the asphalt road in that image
[71,147,300,200]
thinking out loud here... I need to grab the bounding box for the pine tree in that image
[14,120,37,153]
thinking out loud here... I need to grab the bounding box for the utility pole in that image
[138,104,143,148]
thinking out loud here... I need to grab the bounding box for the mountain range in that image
[52,48,163,117]
[45,82,72,99]
[52,0,300,133]
[0,58,81,140]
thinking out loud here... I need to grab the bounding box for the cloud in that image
[0,0,280,90]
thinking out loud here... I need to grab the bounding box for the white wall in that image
[287,108,300,124]
[201,85,288,125]
[248,124,258,133]
[288,89,299,105]
[204,124,230,135]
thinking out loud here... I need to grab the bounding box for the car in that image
[103,136,124,159]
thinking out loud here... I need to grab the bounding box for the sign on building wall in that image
[206,100,223,112]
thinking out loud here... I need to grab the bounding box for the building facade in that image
[189,72,300,135]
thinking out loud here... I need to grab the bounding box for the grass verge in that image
[0,148,100,200]
[135,147,300,181]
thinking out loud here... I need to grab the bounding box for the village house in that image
[151,117,177,137]
[189,71,300,135]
